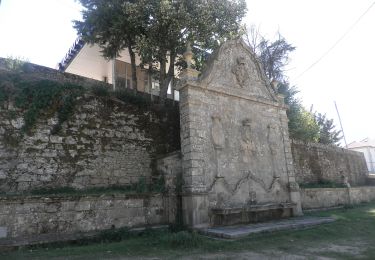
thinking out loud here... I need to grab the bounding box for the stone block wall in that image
[0,194,172,239]
[301,186,375,210]
[292,141,368,186]
[0,83,180,193]
[157,151,182,194]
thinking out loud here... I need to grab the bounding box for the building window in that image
[115,60,133,90]
[151,79,160,91]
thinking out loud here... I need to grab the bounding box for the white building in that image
[58,38,178,100]
[347,138,375,174]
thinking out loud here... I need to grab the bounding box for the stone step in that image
[198,216,336,239]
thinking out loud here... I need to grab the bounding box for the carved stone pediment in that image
[198,39,278,103]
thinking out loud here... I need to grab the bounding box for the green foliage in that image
[288,106,320,143]
[299,180,346,189]
[5,202,375,259]
[3,56,28,72]
[24,176,165,196]
[5,80,84,134]
[134,176,148,193]
[91,84,110,97]
[114,89,151,107]
[279,83,342,144]
[75,0,247,101]
[75,0,146,89]
[0,75,19,103]
[29,186,77,195]
[247,31,342,145]
[256,34,295,81]
[28,186,139,196]
[161,231,203,248]
[96,227,132,243]
[314,112,342,145]
[150,175,166,193]
[0,74,172,137]
[0,77,84,134]
[278,82,320,142]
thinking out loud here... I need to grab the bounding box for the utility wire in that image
[295,1,375,80]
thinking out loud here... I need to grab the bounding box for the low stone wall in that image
[0,193,174,239]
[292,141,368,186]
[301,186,375,210]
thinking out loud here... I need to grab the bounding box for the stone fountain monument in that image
[176,39,302,228]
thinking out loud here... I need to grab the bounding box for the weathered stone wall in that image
[0,89,180,193]
[157,151,182,194]
[157,152,183,226]
[292,141,368,186]
[0,194,173,239]
[301,186,375,210]
[177,39,302,227]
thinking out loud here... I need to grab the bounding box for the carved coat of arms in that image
[232,56,249,87]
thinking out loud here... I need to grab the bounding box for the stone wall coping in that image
[291,140,363,156]
[301,187,349,192]
[301,186,375,192]
[0,192,164,203]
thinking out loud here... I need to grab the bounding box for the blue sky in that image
[0,0,374,145]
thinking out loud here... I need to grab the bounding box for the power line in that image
[295,1,375,80]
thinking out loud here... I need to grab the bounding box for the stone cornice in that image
[179,81,288,110]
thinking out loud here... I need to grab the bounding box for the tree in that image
[257,35,295,81]
[74,0,148,91]
[245,29,343,143]
[244,27,295,81]
[314,112,342,145]
[245,30,318,142]
[136,0,246,101]
[277,82,320,142]
[75,0,247,102]
[245,30,343,144]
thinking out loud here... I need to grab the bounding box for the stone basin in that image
[211,202,295,226]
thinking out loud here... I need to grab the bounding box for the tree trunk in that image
[128,46,138,93]
[159,52,168,103]
[159,51,175,104]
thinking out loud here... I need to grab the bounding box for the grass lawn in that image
[2,202,375,259]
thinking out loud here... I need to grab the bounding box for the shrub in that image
[114,89,151,107]
[91,84,110,97]
[299,180,346,189]
[4,56,28,72]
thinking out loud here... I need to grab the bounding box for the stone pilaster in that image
[177,69,210,228]
[279,108,303,216]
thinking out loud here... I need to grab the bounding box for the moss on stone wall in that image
[0,74,84,134]
[0,70,180,193]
